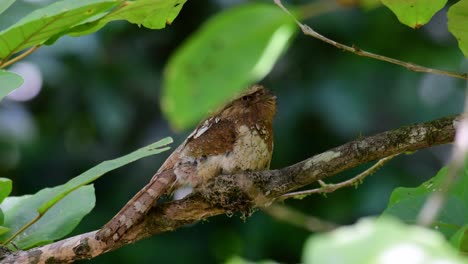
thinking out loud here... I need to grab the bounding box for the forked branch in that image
[1,115,458,264]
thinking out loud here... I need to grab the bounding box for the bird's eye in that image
[242,95,252,101]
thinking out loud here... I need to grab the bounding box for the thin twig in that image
[280,154,398,199]
[417,86,468,226]
[262,204,338,232]
[274,0,468,80]
[0,45,41,68]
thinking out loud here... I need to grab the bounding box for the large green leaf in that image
[382,0,447,28]
[162,3,296,130]
[382,165,468,239]
[0,185,95,249]
[0,137,172,249]
[0,0,16,16]
[0,70,23,101]
[302,217,466,264]
[448,0,468,58]
[69,0,186,36]
[0,0,121,59]
[0,178,12,204]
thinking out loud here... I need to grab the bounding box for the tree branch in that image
[1,115,458,264]
[280,154,398,199]
[273,0,468,81]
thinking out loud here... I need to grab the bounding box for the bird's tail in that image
[95,170,176,242]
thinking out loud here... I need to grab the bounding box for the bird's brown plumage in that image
[96,85,276,242]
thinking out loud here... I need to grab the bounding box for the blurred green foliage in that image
[0,0,465,263]
[448,0,468,57]
[162,3,296,129]
[303,217,467,264]
[383,164,468,243]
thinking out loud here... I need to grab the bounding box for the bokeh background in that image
[0,0,464,263]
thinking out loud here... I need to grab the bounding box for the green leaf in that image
[0,0,121,59]
[68,0,187,36]
[0,226,10,236]
[1,195,31,212]
[0,178,12,204]
[381,0,447,28]
[450,224,468,253]
[162,3,296,130]
[382,165,468,238]
[36,137,172,215]
[302,217,467,264]
[0,137,172,249]
[0,70,23,101]
[110,0,185,29]
[0,195,30,227]
[448,0,468,58]
[0,185,95,249]
[0,0,16,15]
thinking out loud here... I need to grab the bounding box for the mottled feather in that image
[96,85,276,242]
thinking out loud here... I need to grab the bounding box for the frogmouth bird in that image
[96,85,277,242]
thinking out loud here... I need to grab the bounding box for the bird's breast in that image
[175,124,272,187]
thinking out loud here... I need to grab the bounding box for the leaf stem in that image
[0,45,41,68]
[2,214,41,247]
